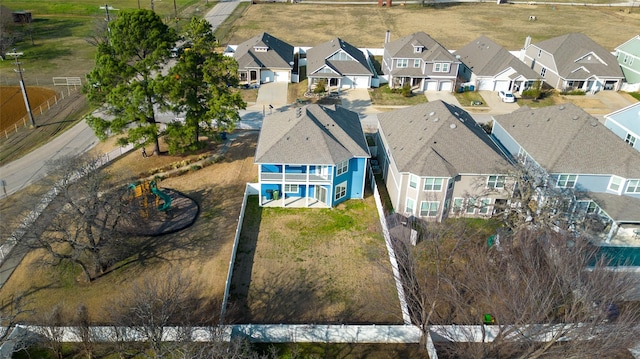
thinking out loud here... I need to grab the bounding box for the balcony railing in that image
[260,172,332,183]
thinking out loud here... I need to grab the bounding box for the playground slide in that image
[151,186,173,211]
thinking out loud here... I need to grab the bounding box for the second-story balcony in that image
[260,171,332,183]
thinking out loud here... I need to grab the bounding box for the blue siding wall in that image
[331,157,366,206]
[261,164,282,173]
[261,183,280,200]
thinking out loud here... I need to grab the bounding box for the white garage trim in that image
[425,81,438,91]
[438,81,452,92]
[274,71,290,83]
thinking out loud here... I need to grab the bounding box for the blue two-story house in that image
[254,104,370,208]
[604,102,640,153]
[491,103,640,241]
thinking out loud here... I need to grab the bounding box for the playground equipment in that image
[128,180,172,217]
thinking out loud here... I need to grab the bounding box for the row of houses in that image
[253,100,640,241]
[228,31,640,93]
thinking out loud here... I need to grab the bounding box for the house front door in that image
[315,186,327,205]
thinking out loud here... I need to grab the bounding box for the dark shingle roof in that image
[493,103,640,177]
[385,32,457,62]
[233,32,293,70]
[378,101,510,177]
[255,104,370,165]
[532,33,624,79]
[307,38,372,76]
[588,192,640,223]
[454,36,539,79]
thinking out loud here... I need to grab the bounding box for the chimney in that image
[385,30,391,44]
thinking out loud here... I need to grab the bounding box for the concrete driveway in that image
[256,82,288,107]
[341,88,376,115]
[424,91,462,107]
[478,90,520,114]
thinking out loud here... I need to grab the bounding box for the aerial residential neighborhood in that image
[0,0,639,358]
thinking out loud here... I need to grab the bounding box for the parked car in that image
[498,91,516,103]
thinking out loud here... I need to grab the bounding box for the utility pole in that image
[6,50,35,128]
[173,0,178,19]
[151,0,155,12]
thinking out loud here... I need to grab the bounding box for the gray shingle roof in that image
[532,33,624,79]
[454,36,539,79]
[377,101,510,177]
[255,104,370,165]
[385,32,457,62]
[588,192,640,223]
[233,32,294,71]
[307,38,372,76]
[493,103,640,178]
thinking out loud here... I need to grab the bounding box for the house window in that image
[423,178,443,191]
[413,45,423,53]
[586,201,599,214]
[557,174,578,188]
[465,198,476,214]
[623,54,630,64]
[479,198,491,215]
[487,175,506,189]
[625,133,637,147]
[405,198,415,214]
[413,59,421,68]
[434,63,450,72]
[538,49,542,57]
[329,51,349,61]
[518,148,529,164]
[608,176,623,192]
[336,160,349,176]
[420,201,439,217]
[540,67,546,77]
[452,198,464,213]
[626,179,640,193]
[284,184,299,193]
[397,59,408,68]
[409,175,418,189]
[335,181,347,200]
[254,46,268,52]
[448,179,454,190]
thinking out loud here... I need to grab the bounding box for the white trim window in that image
[423,177,443,191]
[479,198,491,215]
[413,59,421,68]
[452,198,464,213]
[335,181,347,201]
[405,198,415,214]
[556,174,578,188]
[465,198,476,214]
[433,63,450,73]
[626,179,640,193]
[518,147,529,164]
[397,59,409,68]
[409,174,418,189]
[625,133,637,147]
[420,201,439,217]
[487,175,506,189]
[336,159,349,176]
[284,184,299,193]
[608,176,623,193]
[540,67,546,77]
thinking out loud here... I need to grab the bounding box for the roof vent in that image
[572,115,579,120]
[450,123,457,129]
[454,112,460,116]
[559,105,565,110]
[591,121,598,127]
[429,111,435,116]
[459,117,464,122]
[433,117,439,122]
[547,118,551,121]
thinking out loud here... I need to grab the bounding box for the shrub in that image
[522,79,542,99]
[400,83,412,97]
[313,79,327,94]
[561,89,586,96]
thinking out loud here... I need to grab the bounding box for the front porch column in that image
[606,221,618,243]
[282,164,286,207]
[306,165,310,207]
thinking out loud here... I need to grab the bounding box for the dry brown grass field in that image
[0,86,56,132]
[225,3,640,50]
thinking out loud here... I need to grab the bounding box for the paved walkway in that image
[203,0,243,32]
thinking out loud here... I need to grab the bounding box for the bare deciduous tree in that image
[28,156,129,282]
[395,221,640,358]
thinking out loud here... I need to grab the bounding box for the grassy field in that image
[224,3,639,50]
[0,0,214,87]
[229,195,401,324]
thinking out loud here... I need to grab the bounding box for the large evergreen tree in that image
[162,17,245,154]
[84,9,177,155]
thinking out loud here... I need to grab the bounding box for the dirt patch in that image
[0,86,57,132]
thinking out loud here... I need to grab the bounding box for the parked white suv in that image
[498,91,516,103]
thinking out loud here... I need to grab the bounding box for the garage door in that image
[494,80,510,92]
[261,70,274,83]
[352,76,370,88]
[438,81,452,92]
[274,71,289,83]
[425,81,438,91]
[477,80,493,91]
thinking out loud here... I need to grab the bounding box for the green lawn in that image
[370,84,428,106]
[454,90,486,107]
